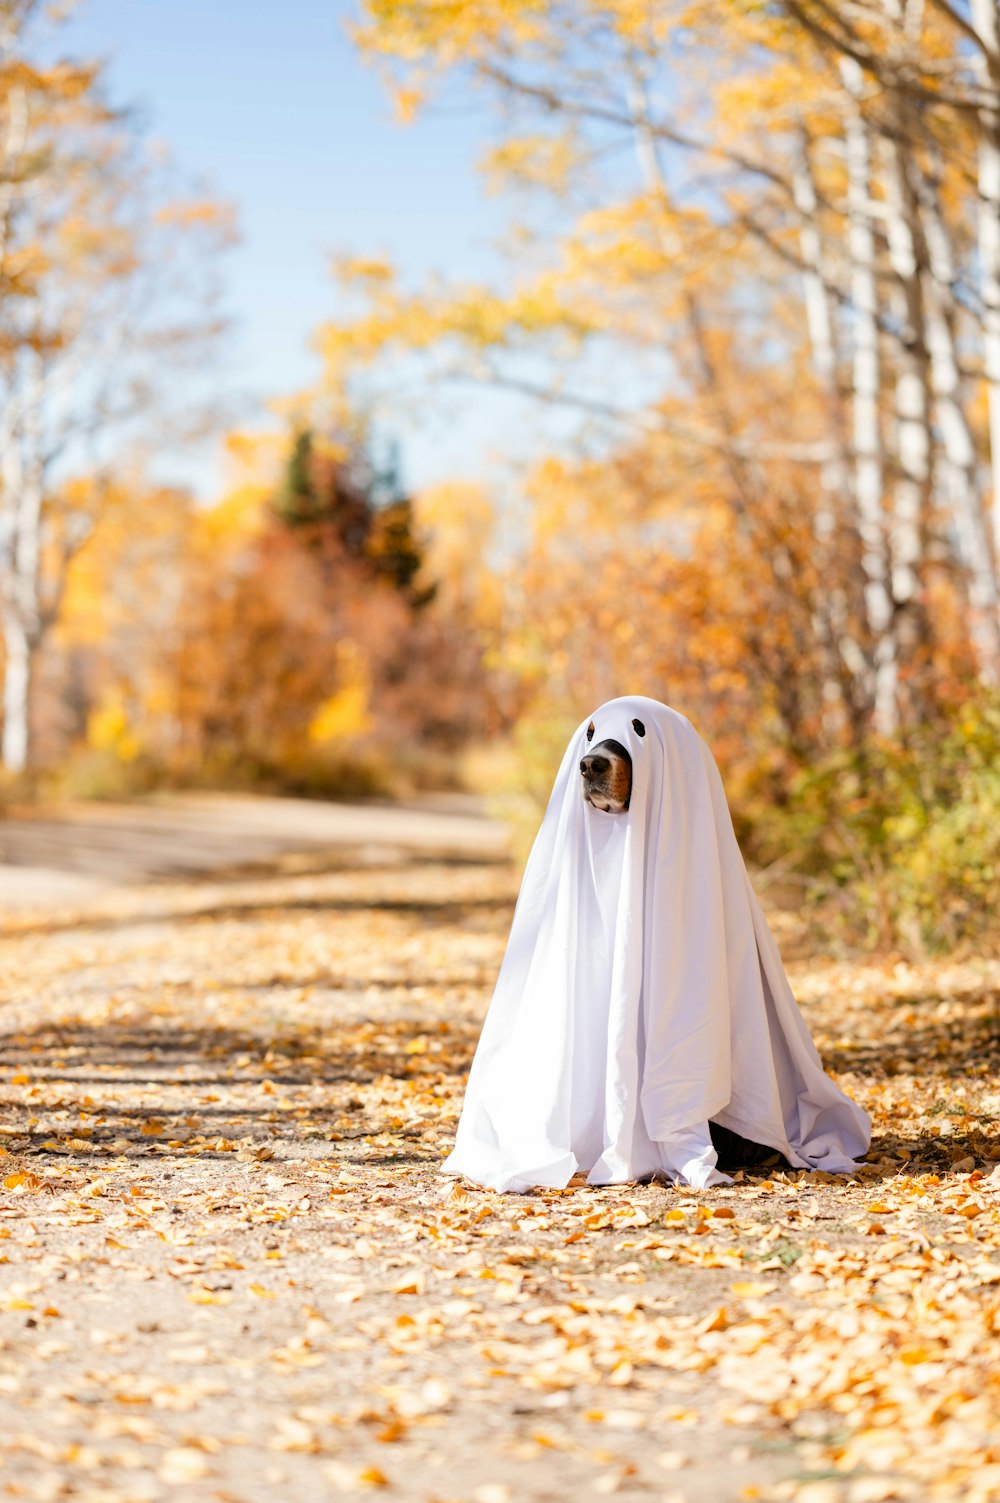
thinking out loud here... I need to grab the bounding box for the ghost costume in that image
[442,696,870,1192]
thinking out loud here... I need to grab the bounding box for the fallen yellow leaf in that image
[357,1466,389,1487]
[393,1272,425,1295]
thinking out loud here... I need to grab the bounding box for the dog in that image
[580,722,634,813]
[579,715,789,1173]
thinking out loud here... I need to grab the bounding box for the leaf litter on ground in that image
[0,843,998,1501]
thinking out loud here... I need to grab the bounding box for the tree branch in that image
[472,363,837,464]
[926,0,991,54]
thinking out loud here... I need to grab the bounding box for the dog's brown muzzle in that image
[580,738,632,813]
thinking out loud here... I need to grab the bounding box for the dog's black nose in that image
[581,755,608,776]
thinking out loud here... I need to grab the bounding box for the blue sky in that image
[61,0,520,496]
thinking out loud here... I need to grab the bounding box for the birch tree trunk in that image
[792,132,868,736]
[0,48,33,773]
[970,0,1000,557]
[880,127,932,693]
[841,57,898,734]
[919,171,1000,679]
[0,358,45,774]
[792,136,842,528]
[1,609,32,772]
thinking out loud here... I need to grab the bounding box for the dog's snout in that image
[580,735,632,814]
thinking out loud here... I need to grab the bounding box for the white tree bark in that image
[792,135,842,526]
[919,172,1000,678]
[841,58,898,734]
[880,131,930,657]
[971,0,1000,558]
[1,608,31,773]
[0,358,45,773]
[0,50,33,772]
[793,132,870,728]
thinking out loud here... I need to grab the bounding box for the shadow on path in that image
[0,1011,479,1167]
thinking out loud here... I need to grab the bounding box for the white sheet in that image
[442,695,870,1192]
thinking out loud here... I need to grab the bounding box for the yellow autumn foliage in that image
[309,646,374,743]
[86,694,141,762]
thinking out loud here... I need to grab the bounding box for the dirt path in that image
[0,799,998,1503]
[0,792,508,902]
